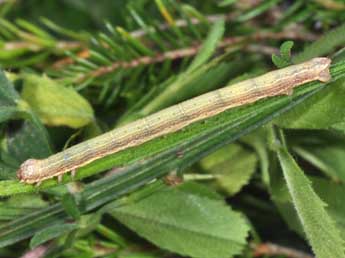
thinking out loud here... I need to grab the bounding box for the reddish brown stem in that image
[74,28,317,83]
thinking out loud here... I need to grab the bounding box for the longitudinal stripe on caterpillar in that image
[17,57,332,184]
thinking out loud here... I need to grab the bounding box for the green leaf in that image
[1,119,52,166]
[0,70,20,105]
[177,181,223,200]
[109,187,249,258]
[273,175,345,242]
[291,131,345,182]
[0,70,21,123]
[187,18,225,72]
[29,223,78,249]
[272,41,294,68]
[280,41,294,61]
[272,53,290,68]
[275,79,345,130]
[61,193,81,220]
[200,144,257,195]
[21,73,94,128]
[0,71,52,167]
[311,177,345,240]
[277,143,345,258]
[0,107,19,124]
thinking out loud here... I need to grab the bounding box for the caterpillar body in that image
[17,57,332,184]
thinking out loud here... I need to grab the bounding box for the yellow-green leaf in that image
[21,73,94,128]
[109,187,249,258]
[200,144,257,195]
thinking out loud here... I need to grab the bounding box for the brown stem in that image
[251,242,314,258]
[74,28,317,83]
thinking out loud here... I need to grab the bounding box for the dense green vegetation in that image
[1,1,345,257]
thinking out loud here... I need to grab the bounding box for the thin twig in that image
[3,40,83,51]
[131,13,235,38]
[52,13,233,69]
[251,242,314,258]
[245,44,279,55]
[74,28,317,82]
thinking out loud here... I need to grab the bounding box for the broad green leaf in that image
[30,223,78,249]
[311,177,345,240]
[177,181,223,201]
[109,188,249,258]
[275,79,345,130]
[187,18,225,72]
[0,70,21,123]
[0,71,55,169]
[1,119,52,166]
[0,70,19,105]
[21,73,94,128]
[0,107,19,124]
[277,146,345,258]
[200,144,257,195]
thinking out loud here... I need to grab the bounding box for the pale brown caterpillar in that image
[17,57,332,185]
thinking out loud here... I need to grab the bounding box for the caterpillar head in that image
[311,57,332,83]
[17,159,40,183]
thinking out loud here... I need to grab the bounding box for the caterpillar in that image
[17,57,332,185]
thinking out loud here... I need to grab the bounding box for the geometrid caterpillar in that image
[17,57,332,185]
